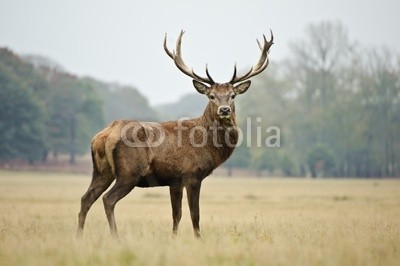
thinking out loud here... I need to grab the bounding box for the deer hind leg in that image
[186,181,202,238]
[77,172,114,236]
[169,185,183,236]
[102,178,136,238]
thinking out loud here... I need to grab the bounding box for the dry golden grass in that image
[0,170,399,265]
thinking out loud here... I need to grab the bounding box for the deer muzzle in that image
[218,106,231,118]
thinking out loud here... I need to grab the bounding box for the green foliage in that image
[280,154,295,177]
[224,145,251,176]
[42,70,104,163]
[0,48,160,165]
[307,145,335,177]
[251,149,280,175]
[0,48,163,165]
[0,48,47,162]
[1,49,125,164]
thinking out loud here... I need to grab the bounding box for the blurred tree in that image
[43,69,103,164]
[0,48,47,163]
[307,144,335,177]
[0,48,158,166]
[280,153,295,177]
[236,65,292,175]
[223,144,251,176]
[357,48,400,177]
[287,21,357,176]
[288,20,354,107]
[251,148,280,176]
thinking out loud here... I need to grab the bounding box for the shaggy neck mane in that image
[198,101,239,166]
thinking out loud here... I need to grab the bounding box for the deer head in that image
[164,30,274,119]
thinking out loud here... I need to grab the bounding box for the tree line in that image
[0,49,157,164]
[230,21,400,177]
[1,20,398,177]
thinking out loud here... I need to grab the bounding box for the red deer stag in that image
[77,30,273,238]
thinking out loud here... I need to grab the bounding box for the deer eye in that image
[231,94,236,99]
[209,95,215,100]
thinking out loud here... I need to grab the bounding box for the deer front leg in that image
[169,185,183,236]
[186,181,202,238]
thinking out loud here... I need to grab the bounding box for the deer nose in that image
[218,106,231,116]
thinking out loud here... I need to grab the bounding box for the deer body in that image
[93,101,238,188]
[77,31,273,238]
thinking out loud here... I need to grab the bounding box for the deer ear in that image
[233,80,251,95]
[192,80,210,94]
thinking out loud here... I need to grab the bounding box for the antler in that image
[164,30,215,85]
[229,30,274,84]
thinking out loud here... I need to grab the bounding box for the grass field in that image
[0,170,399,265]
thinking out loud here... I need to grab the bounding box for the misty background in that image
[0,0,399,177]
[1,0,399,104]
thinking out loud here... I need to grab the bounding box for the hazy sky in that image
[0,0,399,105]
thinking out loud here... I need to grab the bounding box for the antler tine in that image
[269,28,274,44]
[229,30,274,84]
[163,33,174,59]
[230,63,237,83]
[164,30,215,85]
[205,64,215,84]
[256,39,262,50]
